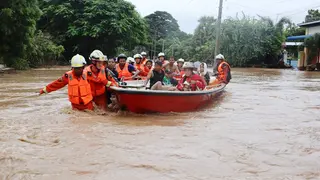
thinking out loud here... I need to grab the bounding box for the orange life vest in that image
[116,63,132,80]
[135,63,144,72]
[84,65,106,96]
[67,71,93,105]
[217,61,231,84]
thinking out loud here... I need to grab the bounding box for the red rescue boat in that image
[111,84,226,113]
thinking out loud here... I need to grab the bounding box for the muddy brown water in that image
[0,68,320,180]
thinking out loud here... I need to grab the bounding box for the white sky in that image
[128,0,320,33]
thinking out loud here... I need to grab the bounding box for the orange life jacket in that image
[217,61,231,84]
[116,63,132,80]
[67,71,93,105]
[84,65,106,97]
[135,63,144,72]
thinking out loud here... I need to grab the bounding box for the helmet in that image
[90,50,106,61]
[177,58,185,63]
[158,52,165,57]
[182,62,195,69]
[127,57,135,63]
[71,54,86,68]
[141,52,147,56]
[215,54,225,60]
[134,54,142,59]
[118,53,127,59]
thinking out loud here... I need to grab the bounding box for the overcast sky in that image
[128,0,320,33]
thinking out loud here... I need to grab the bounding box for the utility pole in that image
[214,0,223,57]
[162,39,165,52]
[214,0,223,72]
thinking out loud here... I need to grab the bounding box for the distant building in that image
[297,20,320,69]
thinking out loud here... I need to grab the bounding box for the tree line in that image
[0,0,319,69]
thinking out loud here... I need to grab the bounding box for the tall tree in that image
[145,11,180,40]
[38,0,148,60]
[0,0,41,69]
[305,9,320,23]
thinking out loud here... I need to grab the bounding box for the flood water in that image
[1,68,320,180]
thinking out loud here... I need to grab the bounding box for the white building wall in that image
[307,26,320,35]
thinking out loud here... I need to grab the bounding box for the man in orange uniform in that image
[141,51,148,65]
[39,54,94,111]
[85,50,113,109]
[133,54,145,77]
[209,54,231,86]
[115,54,137,80]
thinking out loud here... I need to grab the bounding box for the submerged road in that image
[0,68,320,179]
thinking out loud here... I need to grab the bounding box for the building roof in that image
[286,35,312,40]
[298,20,320,27]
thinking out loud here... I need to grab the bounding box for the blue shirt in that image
[128,64,136,73]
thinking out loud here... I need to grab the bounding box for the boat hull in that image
[111,85,225,113]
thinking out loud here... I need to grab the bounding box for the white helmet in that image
[177,58,185,63]
[90,50,106,61]
[134,54,142,59]
[141,52,147,56]
[71,54,86,68]
[127,57,135,63]
[182,62,195,69]
[158,52,165,57]
[215,54,225,60]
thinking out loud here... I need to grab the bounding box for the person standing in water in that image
[85,50,113,110]
[39,54,94,111]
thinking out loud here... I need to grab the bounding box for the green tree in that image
[305,9,320,23]
[0,0,41,69]
[145,11,180,40]
[38,0,148,60]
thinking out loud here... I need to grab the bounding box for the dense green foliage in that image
[305,9,320,23]
[38,0,148,60]
[2,0,316,69]
[304,33,320,64]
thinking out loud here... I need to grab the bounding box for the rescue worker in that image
[141,52,148,64]
[209,54,231,86]
[176,62,206,91]
[85,50,113,109]
[39,54,94,111]
[175,58,185,79]
[115,53,137,80]
[134,54,145,76]
[158,52,169,65]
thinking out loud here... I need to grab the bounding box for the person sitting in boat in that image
[198,62,210,85]
[144,61,166,90]
[175,58,185,79]
[176,62,206,91]
[163,56,180,76]
[85,50,114,109]
[142,60,153,76]
[158,52,169,65]
[126,56,135,66]
[141,51,148,64]
[39,54,94,111]
[134,54,146,76]
[209,54,231,86]
[115,54,138,81]
[163,69,178,86]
